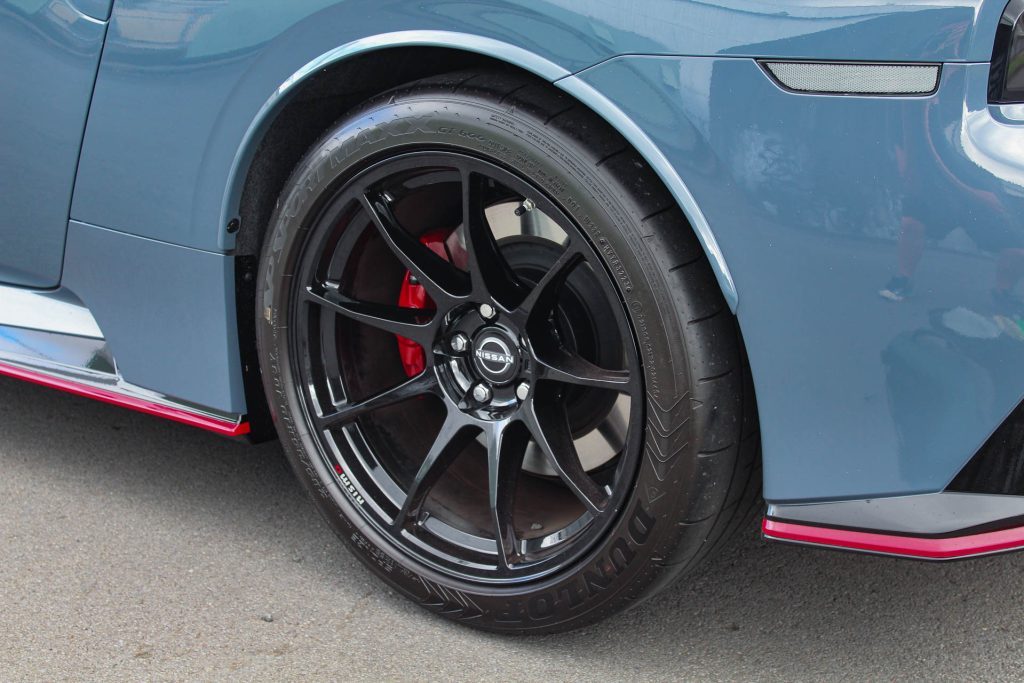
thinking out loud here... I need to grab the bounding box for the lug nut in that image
[449,333,469,353]
[478,303,496,321]
[472,384,493,403]
[515,381,530,401]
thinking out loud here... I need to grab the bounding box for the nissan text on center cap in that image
[471,330,519,384]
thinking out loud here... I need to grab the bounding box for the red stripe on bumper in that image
[0,362,249,437]
[762,517,1024,559]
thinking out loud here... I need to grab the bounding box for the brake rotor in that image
[395,232,626,475]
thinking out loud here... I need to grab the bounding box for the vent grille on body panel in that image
[761,62,940,96]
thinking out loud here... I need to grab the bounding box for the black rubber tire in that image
[255,69,761,634]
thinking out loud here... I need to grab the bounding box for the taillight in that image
[990,0,1024,103]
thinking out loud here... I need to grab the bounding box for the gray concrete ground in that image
[2,376,1023,681]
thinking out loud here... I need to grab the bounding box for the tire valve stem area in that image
[514,198,535,216]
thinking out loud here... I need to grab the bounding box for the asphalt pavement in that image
[2,375,1023,681]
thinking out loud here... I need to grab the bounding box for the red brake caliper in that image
[396,229,467,377]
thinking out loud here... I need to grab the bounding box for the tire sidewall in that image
[256,93,701,632]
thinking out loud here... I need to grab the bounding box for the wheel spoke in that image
[360,192,468,301]
[535,348,631,392]
[596,405,628,454]
[461,170,525,307]
[393,410,478,530]
[486,419,530,569]
[319,371,439,429]
[305,285,434,346]
[516,245,584,324]
[524,395,609,515]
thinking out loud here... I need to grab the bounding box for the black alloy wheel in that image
[257,70,760,633]
[294,152,644,582]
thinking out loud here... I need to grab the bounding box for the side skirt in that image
[0,286,248,437]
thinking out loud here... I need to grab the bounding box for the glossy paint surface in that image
[61,221,246,413]
[72,0,1001,254]
[0,0,106,287]
[69,0,110,21]
[577,57,1024,501]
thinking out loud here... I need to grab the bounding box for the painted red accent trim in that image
[0,361,250,437]
[763,517,1024,560]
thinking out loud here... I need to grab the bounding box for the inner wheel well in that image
[234,51,556,438]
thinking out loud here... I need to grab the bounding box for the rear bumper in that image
[763,492,1024,560]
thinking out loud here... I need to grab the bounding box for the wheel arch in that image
[225,32,571,258]
[225,33,737,309]
[228,35,741,437]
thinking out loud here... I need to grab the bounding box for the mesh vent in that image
[762,62,940,95]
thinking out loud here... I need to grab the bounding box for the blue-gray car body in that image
[6,0,1024,553]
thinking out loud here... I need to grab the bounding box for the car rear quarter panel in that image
[575,56,1024,501]
[72,0,1002,253]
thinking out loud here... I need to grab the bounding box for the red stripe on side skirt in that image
[0,362,249,437]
